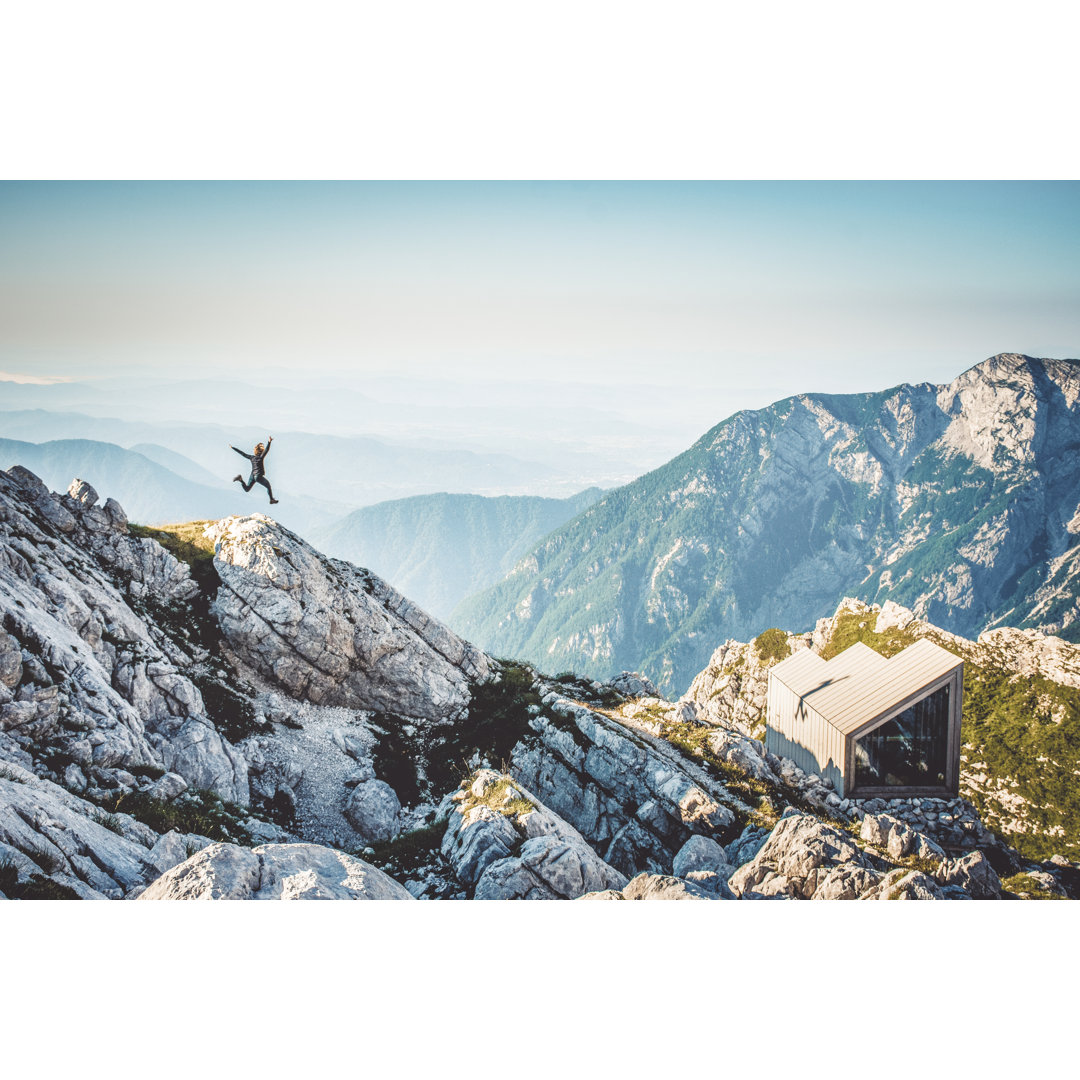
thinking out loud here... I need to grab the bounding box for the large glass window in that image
[853,683,950,791]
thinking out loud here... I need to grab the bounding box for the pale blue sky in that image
[1,181,1077,407]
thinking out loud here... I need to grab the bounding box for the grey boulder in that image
[139,841,414,899]
[344,779,402,844]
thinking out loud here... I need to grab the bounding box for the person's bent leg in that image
[241,473,256,492]
[258,476,278,504]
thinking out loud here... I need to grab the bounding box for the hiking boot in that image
[270,498,279,504]
[232,474,243,483]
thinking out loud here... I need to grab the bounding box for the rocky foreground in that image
[1,466,1075,900]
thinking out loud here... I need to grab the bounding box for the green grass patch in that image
[820,610,919,660]
[458,774,535,820]
[753,628,791,664]
[128,521,217,580]
[98,788,253,845]
[191,671,262,744]
[89,808,126,835]
[1000,871,1064,899]
[366,660,543,805]
[450,660,542,784]
[547,669,623,708]
[0,855,19,894]
[650,715,782,833]
[23,842,63,875]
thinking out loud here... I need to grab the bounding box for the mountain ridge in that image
[451,353,1080,694]
[312,486,606,619]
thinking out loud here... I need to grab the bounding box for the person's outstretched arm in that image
[263,436,273,458]
[231,445,253,459]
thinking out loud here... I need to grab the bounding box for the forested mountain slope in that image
[313,487,604,619]
[453,354,1080,693]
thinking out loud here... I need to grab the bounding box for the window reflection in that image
[853,684,950,791]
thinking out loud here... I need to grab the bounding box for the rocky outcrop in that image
[146,830,214,876]
[0,766,160,898]
[207,514,490,719]
[606,671,661,699]
[861,869,944,901]
[681,634,809,738]
[859,813,947,862]
[441,769,628,900]
[0,467,248,804]
[936,850,1002,899]
[728,813,880,900]
[510,693,741,878]
[580,873,721,901]
[671,835,736,897]
[139,841,414,900]
[474,835,630,900]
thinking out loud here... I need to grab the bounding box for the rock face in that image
[936,850,1002,899]
[474,835,630,901]
[728,813,880,900]
[510,693,741,878]
[454,354,1080,694]
[0,467,248,804]
[861,869,944,901]
[0,766,160,899]
[581,873,721,901]
[139,841,414,900]
[208,514,490,719]
[860,813,947,863]
[606,671,661,699]
[682,633,809,738]
[441,770,628,900]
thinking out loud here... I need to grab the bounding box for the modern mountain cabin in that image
[765,639,964,798]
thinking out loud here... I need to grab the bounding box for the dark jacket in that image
[232,441,271,478]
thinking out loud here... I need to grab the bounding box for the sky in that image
[1,180,1078,415]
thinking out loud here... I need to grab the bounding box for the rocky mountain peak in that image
[454,353,1080,692]
[207,513,490,719]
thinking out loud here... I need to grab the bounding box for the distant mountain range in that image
[0,433,608,596]
[313,487,605,619]
[0,372,688,492]
[0,438,339,532]
[451,354,1080,694]
[0,409,567,504]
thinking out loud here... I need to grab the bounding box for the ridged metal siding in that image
[766,639,965,798]
[769,638,963,735]
[765,672,846,793]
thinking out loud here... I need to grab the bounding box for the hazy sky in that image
[1,181,1077,409]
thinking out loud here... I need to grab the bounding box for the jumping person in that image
[231,436,279,504]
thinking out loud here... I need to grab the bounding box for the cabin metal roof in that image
[769,638,963,736]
